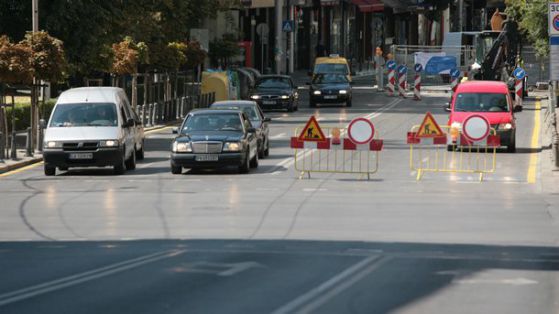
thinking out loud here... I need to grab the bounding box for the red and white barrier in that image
[515,79,523,108]
[398,72,406,98]
[414,73,421,101]
[387,69,395,97]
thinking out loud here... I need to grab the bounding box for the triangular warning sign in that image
[298,116,327,142]
[417,112,445,138]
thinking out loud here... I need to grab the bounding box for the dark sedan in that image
[308,73,352,108]
[210,100,271,158]
[170,109,259,174]
[250,75,299,112]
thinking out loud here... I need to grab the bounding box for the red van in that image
[446,81,521,152]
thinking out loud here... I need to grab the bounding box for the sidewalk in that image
[0,124,173,175]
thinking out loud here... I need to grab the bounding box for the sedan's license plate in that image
[69,153,93,160]
[262,101,276,105]
[324,95,337,99]
[195,154,219,162]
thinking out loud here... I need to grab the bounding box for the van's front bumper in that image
[43,148,122,168]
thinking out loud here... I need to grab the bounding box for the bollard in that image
[0,132,5,162]
[141,104,147,126]
[387,69,395,96]
[25,127,33,157]
[515,79,523,108]
[10,130,17,160]
[398,72,406,98]
[38,119,45,153]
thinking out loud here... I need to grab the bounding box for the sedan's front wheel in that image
[239,151,250,174]
[171,164,182,174]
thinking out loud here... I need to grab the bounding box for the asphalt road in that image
[1,84,558,313]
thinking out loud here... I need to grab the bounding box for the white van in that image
[43,87,144,176]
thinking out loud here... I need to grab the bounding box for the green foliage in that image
[5,99,57,131]
[505,0,549,57]
[111,37,150,75]
[184,41,207,69]
[209,33,240,67]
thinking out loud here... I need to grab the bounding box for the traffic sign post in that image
[414,63,423,101]
[386,61,396,97]
[513,67,526,108]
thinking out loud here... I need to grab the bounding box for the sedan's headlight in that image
[498,123,513,130]
[313,90,321,95]
[223,142,241,152]
[281,95,290,99]
[100,140,119,147]
[339,90,348,94]
[250,95,261,100]
[172,142,192,153]
[44,141,62,148]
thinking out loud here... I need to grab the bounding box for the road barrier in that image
[386,60,396,97]
[413,63,422,101]
[408,125,500,182]
[290,117,384,180]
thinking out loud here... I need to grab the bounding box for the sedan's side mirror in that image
[513,105,523,113]
[247,127,257,133]
[444,103,451,112]
[172,127,178,134]
[263,117,271,122]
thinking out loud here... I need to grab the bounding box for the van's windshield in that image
[49,103,118,127]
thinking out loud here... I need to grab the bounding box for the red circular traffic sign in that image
[348,118,375,145]
[462,114,490,142]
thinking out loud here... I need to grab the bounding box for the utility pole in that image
[275,0,283,74]
[32,0,39,152]
[288,4,294,74]
[458,0,463,32]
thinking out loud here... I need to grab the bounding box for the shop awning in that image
[351,0,384,12]
[240,0,275,8]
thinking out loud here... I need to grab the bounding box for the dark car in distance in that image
[210,100,271,158]
[170,109,259,174]
[308,73,352,108]
[250,75,299,112]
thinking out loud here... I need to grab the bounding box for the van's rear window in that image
[49,103,118,127]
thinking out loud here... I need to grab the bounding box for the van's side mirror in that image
[513,105,523,113]
[444,103,451,112]
[247,127,256,133]
[172,127,178,134]
[39,119,46,128]
[351,71,356,76]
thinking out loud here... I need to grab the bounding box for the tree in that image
[184,41,207,69]
[111,37,149,75]
[22,31,67,83]
[0,36,33,84]
[209,33,240,68]
[505,0,549,57]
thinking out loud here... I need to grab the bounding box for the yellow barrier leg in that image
[416,169,423,181]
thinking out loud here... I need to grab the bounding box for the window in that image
[49,103,118,127]
[455,93,509,112]
[256,78,291,89]
[182,113,243,132]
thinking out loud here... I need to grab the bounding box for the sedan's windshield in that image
[314,63,348,74]
[454,93,509,112]
[49,103,118,127]
[312,73,349,84]
[212,105,260,121]
[256,78,291,89]
[182,113,243,132]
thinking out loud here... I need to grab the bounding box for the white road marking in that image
[0,250,185,306]
[269,133,287,140]
[271,256,387,314]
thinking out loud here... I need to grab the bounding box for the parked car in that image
[170,109,259,174]
[210,100,271,158]
[446,80,521,152]
[250,75,299,112]
[308,73,353,108]
[43,87,144,176]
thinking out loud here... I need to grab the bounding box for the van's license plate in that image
[195,154,218,162]
[69,153,93,159]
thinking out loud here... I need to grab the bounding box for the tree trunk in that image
[131,74,138,109]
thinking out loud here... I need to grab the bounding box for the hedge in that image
[3,99,57,132]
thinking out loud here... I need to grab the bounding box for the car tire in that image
[258,145,265,159]
[447,145,454,152]
[136,140,145,160]
[125,147,136,170]
[171,163,182,174]
[44,164,56,176]
[250,150,259,168]
[114,151,126,175]
[239,151,250,174]
[264,139,270,157]
[507,138,516,153]
[58,166,68,171]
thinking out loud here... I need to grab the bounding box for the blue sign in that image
[282,20,294,32]
[414,63,423,73]
[513,67,526,80]
[387,60,396,70]
[397,65,408,74]
[450,68,461,78]
[424,56,457,75]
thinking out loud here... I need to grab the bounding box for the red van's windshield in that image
[454,92,509,112]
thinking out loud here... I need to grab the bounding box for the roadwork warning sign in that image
[417,112,444,137]
[298,116,327,142]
